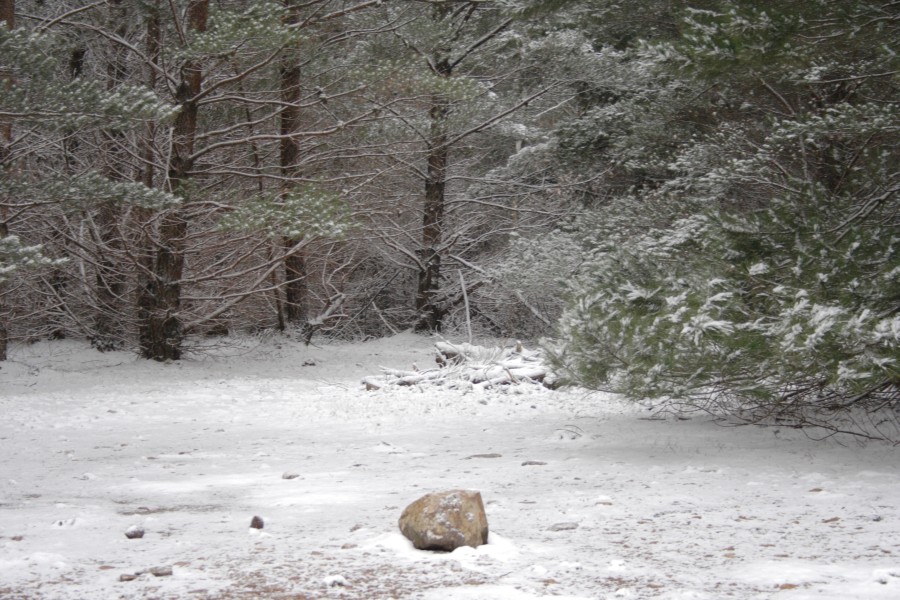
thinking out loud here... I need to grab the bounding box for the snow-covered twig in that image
[363,341,557,391]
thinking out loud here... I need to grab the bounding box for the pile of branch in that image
[363,341,557,391]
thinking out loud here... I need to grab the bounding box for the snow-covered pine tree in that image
[549,0,899,439]
[0,3,176,357]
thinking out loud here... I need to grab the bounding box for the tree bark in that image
[138,0,207,361]
[0,0,14,360]
[134,2,159,349]
[280,0,309,333]
[91,0,129,351]
[415,58,451,332]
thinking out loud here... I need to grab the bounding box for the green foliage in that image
[553,97,899,420]
[555,173,898,400]
[217,186,354,240]
[548,0,900,435]
[175,3,302,61]
[0,235,66,283]
[0,28,175,129]
[675,4,805,78]
[1,171,180,211]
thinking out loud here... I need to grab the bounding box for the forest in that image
[1,1,897,437]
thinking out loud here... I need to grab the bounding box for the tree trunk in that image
[141,2,160,192]
[138,0,207,361]
[91,0,129,351]
[0,0,13,360]
[415,60,451,332]
[134,1,159,348]
[280,1,309,333]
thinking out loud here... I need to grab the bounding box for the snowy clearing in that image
[1,332,898,599]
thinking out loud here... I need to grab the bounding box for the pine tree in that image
[550,0,900,439]
[0,1,175,357]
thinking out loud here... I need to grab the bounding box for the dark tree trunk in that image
[91,0,128,351]
[0,0,14,361]
[415,59,451,332]
[134,2,159,348]
[141,3,160,192]
[138,0,207,361]
[283,247,308,325]
[280,1,308,332]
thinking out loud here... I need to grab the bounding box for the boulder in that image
[398,489,488,551]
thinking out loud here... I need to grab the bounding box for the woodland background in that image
[1,1,897,437]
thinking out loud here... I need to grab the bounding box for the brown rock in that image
[398,489,488,551]
[149,565,173,577]
[250,515,265,529]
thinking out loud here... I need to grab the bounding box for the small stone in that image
[302,359,316,367]
[341,543,357,550]
[119,573,139,582]
[149,566,173,577]
[250,515,265,529]
[281,472,300,480]
[521,461,547,466]
[465,453,502,459]
[124,526,145,539]
[548,522,579,532]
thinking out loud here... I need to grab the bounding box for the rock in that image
[250,515,264,529]
[119,573,140,582]
[548,522,579,532]
[399,489,489,552]
[149,565,173,577]
[465,453,502,459]
[521,461,546,466]
[124,526,145,539]
[281,472,300,480]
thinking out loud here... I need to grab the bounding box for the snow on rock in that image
[323,574,349,587]
[399,490,489,551]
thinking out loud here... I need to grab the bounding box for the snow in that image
[1,332,899,599]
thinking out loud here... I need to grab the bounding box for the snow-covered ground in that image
[1,332,898,600]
